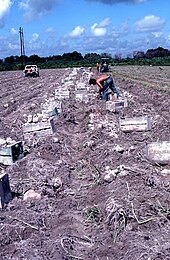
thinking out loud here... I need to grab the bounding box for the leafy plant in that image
[84,206,101,224]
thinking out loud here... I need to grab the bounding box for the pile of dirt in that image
[0,67,169,260]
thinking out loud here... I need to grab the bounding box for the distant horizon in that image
[2,46,169,60]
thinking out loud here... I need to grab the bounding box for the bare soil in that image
[0,66,170,260]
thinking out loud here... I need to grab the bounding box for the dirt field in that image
[0,66,170,260]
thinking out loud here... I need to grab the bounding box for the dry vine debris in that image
[0,66,170,260]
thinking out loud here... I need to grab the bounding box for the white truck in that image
[23,65,40,77]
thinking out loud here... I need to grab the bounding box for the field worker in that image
[96,62,100,72]
[89,74,121,101]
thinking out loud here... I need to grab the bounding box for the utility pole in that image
[19,27,25,68]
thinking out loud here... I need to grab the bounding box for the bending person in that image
[89,74,121,101]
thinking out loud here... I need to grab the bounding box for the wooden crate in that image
[75,93,89,103]
[42,101,59,118]
[146,141,170,165]
[119,116,152,132]
[75,82,86,91]
[0,173,12,209]
[55,89,70,100]
[75,89,89,103]
[106,99,128,112]
[46,107,58,118]
[42,100,63,116]
[42,108,58,119]
[23,118,56,138]
[0,141,24,166]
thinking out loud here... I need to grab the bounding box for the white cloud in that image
[46,27,55,33]
[135,15,165,32]
[91,18,111,37]
[29,33,39,43]
[19,0,60,21]
[8,43,18,50]
[68,26,85,38]
[0,0,12,19]
[98,18,111,27]
[11,28,18,34]
[0,0,12,27]
[151,32,163,38]
[32,33,39,41]
[110,20,130,38]
[91,24,107,36]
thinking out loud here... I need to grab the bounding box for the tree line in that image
[0,46,170,71]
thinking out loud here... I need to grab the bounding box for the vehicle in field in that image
[100,57,110,72]
[23,65,40,77]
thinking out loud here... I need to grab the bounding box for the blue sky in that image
[0,0,170,59]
